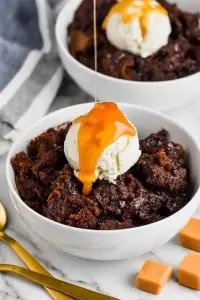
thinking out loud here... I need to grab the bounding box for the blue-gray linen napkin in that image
[0,0,65,154]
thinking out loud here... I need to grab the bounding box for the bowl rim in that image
[55,0,200,86]
[6,102,200,234]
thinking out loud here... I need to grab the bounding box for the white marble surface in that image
[1,78,200,300]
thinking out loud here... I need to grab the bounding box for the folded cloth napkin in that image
[0,0,66,155]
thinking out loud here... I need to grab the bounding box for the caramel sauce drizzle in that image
[74,102,136,195]
[102,0,168,37]
[93,0,98,102]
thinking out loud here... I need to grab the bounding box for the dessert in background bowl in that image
[69,0,199,81]
[6,103,200,260]
[55,0,200,110]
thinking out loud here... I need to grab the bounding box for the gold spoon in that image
[0,202,72,300]
[0,264,118,300]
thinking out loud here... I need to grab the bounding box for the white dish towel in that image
[0,0,66,154]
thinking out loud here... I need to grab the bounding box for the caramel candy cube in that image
[179,218,200,251]
[136,260,172,295]
[178,252,200,290]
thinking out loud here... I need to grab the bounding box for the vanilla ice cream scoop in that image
[64,102,141,195]
[103,0,172,58]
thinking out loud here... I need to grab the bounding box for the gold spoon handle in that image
[0,232,72,300]
[0,264,118,300]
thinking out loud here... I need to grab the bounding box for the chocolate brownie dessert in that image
[11,124,191,230]
[68,0,200,81]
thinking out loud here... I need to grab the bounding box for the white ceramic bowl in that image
[55,0,200,111]
[6,103,200,260]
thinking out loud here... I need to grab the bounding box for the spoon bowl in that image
[0,202,7,230]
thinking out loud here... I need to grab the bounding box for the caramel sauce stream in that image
[75,102,136,195]
[93,0,97,102]
[102,0,167,37]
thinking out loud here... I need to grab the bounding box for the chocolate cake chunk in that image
[137,132,187,194]
[140,129,169,154]
[28,124,71,185]
[47,165,101,228]
[11,152,49,213]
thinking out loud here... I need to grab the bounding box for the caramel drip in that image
[74,102,136,195]
[102,0,168,37]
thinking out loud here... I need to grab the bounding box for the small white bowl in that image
[6,103,200,260]
[55,0,200,111]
